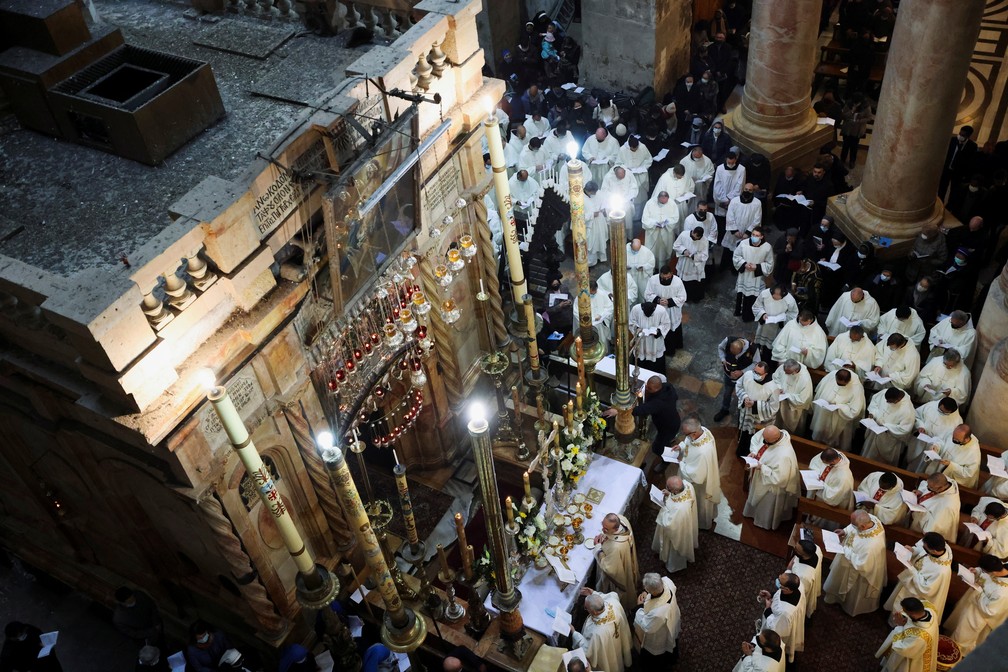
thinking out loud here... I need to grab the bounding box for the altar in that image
[483,454,643,636]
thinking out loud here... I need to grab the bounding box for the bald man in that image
[824,287,881,337]
[743,425,801,530]
[593,513,640,615]
[822,510,887,616]
[909,474,961,541]
[653,475,698,573]
[576,589,633,672]
[923,424,981,488]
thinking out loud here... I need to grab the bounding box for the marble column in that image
[723,0,832,165]
[828,0,985,255]
[967,338,1008,448]
[972,261,1008,384]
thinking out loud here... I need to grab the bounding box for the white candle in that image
[479,278,485,295]
[393,449,400,465]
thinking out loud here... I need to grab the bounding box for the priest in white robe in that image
[808,447,855,509]
[884,534,953,618]
[504,125,527,170]
[629,300,670,372]
[771,312,828,369]
[713,153,747,219]
[573,280,614,346]
[914,349,971,406]
[856,471,909,526]
[733,224,774,322]
[862,388,917,466]
[679,146,715,203]
[641,190,680,269]
[824,325,877,381]
[743,425,801,530]
[617,136,653,216]
[787,538,824,616]
[582,127,621,186]
[923,423,980,488]
[873,333,921,392]
[644,264,687,357]
[518,136,552,177]
[810,369,865,451]
[823,510,888,616]
[876,597,940,672]
[633,573,681,661]
[909,474,961,542]
[543,121,576,164]
[522,111,550,139]
[878,305,927,348]
[652,476,698,573]
[927,310,977,367]
[583,181,608,266]
[598,268,638,307]
[824,287,881,337]
[962,498,1008,559]
[983,448,1008,500]
[577,589,633,672]
[627,238,657,300]
[759,573,804,662]
[672,226,709,302]
[593,513,640,616]
[508,170,542,223]
[671,417,722,530]
[754,286,798,362]
[653,164,696,224]
[602,166,640,233]
[908,398,962,471]
[732,631,786,672]
[944,555,1008,657]
[772,359,813,435]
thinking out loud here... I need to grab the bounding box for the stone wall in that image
[476,0,522,77]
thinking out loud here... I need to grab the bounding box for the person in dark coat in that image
[796,163,835,236]
[905,276,940,327]
[865,266,902,313]
[806,214,836,261]
[604,377,680,472]
[701,120,733,165]
[935,248,980,314]
[1,621,62,672]
[773,228,808,286]
[818,231,859,309]
[853,241,880,286]
[772,166,804,231]
[940,125,978,202]
[184,621,233,672]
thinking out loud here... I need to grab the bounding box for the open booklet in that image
[860,418,888,434]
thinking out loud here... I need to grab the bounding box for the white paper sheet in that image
[674,193,696,203]
[779,391,793,402]
[654,148,670,161]
[316,651,335,672]
[764,313,786,324]
[839,316,861,328]
[789,345,803,354]
[395,651,411,671]
[916,432,936,444]
[860,418,888,435]
[923,449,942,462]
[549,292,569,306]
[552,606,573,635]
[987,455,1008,478]
[591,159,609,165]
[894,543,914,568]
[680,141,693,148]
[813,399,839,411]
[348,615,364,638]
[821,529,844,553]
[964,522,991,541]
[817,117,837,126]
[743,455,761,469]
[818,260,841,271]
[661,445,680,463]
[168,651,186,672]
[900,491,927,513]
[854,490,877,505]
[865,371,892,385]
[649,484,665,506]
[958,566,981,591]
[801,470,826,491]
[38,632,58,658]
[561,82,577,90]
[350,585,371,603]
[831,358,850,368]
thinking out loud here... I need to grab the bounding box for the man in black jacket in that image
[796,163,835,236]
[604,376,680,472]
[940,125,978,202]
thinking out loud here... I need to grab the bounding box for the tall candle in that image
[512,385,521,417]
[437,543,450,572]
[576,381,583,413]
[454,512,468,564]
[523,295,541,372]
[575,335,586,389]
[463,545,475,579]
[523,471,531,500]
[567,400,575,428]
[393,464,419,546]
[505,496,515,526]
[553,420,560,447]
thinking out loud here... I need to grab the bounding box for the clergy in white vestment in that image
[733,225,774,322]
[582,127,621,186]
[922,423,981,488]
[927,310,977,367]
[824,325,877,381]
[671,417,722,530]
[961,497,1008,559]
[824,287,882,336]
[771,312,828,369]
[758,573,804,662]
[944,554,1008,657]
[876,597,940,672]
[641,191,680,268]
[679,146,715,203]
[684,202,719,267]
[518,136,552,177]
[593,513,640,616]
[856,471,909,526]
[626,239,657,300]
[914,349,971,406]
[808,448,855,509]
[743,425,801,530]
[508,170,541,221]
[583,181,608,266]
[878,305,927,348]
[810,369,865,451]
[578,589,633,672]
[732,631,785,672]
[754,286,798,360]
[983,448,1008,500]
[909,474,961,542]
[617,136,653,216]
[602,166,640,233]
[863,387,917,466]
[573,280,613,346]
[884,534,953,618]
[672,226,709,302]
[712,153,747,218]
[772,359,813,435]
[788,538,824,616]
[644,265,688,357]
[653,163,696,224]
[652,476,697,573]
[504,125,528,169]
[597,268,638,307]
[629,300,671,372]
[908,398,962,471]
[633,573,681,660]
[522,111,551,139]
[873,333,921,391]
[723,187,763,274]
[543,121,576,164]
[823,510,888,616]
[736,362,781,438]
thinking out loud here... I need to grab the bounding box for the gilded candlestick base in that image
[464,579,491,637]
[515,441,530,460]
[444,583,466,623]
[521,496,537,513]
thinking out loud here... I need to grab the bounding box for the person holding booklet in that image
[824,287,881,337]
[772,359,814,435]
[907,474,961,542]
[855,471,908,525]
[861,388,917,466]
[884,532,953,618]
[921,423,981,488]
[822,510,888,616]
[943,554,1008,657]
[810,369,865,451]
[651,476,698,573]
[805,447,855,512]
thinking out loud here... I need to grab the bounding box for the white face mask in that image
[917,283,927,292]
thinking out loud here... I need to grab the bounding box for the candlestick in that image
[454,512,468,566]
[567,400,575,428]
[506,496,515,526]
[393,464,419,547]
[553,420,560,446]
[576,381,583,413]
[522,294,541,372]
[437,543,450,571]
[523,471,531,500]
[512,385,522,419]
[479,278,485,295]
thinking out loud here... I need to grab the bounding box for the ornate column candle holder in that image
[444,583,466,623]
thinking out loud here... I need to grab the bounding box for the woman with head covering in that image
[362,644,397,672]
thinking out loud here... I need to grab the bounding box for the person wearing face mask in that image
[771,359,813,434]
[943,555,1008,658]
[731,222,772,322]
[915,348,970,406]
[772,166,804,233]
[696,68,719,118]
[617,136,654,215]
[645,265,688,358]
[757,573,804,663]
[733,629,785,672]
[867,266,902,313]
[683,202,719,272]
[673,225,710,302]
[672,75,701,132]
[602,165,640,232]
[885,532,954,618]
[935,247,979,314]
[629,299,671,373]
[518,135,551,177]
[810,369,865,451]
[825,324,877,381]
[825,286,881,337]
[877,597,940,672]
[735,362,781,456]
[771,310,828,369]
[940,125,977,202]
[653,163,696,224]
[678,145,715,204]
[641,190,679,269]
[906,223,947,282]
[819,231,860,308]
[522,110,551,140]
[872,333,920,390]
[862,387,916,465]
[905,276,939,327]
[796,164,835,236]
[574,279,614,346]
[789,257,823,314]
[701,120,733,165]
[185,621,233,672]
[508,169,542,234]
[908,397,963,472]
[806,215,835,262]
[581,126,621,185]
[786,537,824,618]
[922,423,981,489]
[2,621,62,672]
[909,474,961,544]
[714,153,747,247]
[854,241,879,285]
[753,284,797,362]
[504,124,528,172]
[822,510,888,617]
[583,181,609,266]
[927,309,977,367]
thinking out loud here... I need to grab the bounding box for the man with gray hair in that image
[772,359,813,435]
[653,475,698,572]
[669,415,722,529]
[928,309,977,366]
[822,510,887,616]
[592,512,639,615]
[575,588,632,672]
[915,348,971,406]
[633,572,681,664]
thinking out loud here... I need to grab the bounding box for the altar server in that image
[733,224,774,322]
[672,226,709,302]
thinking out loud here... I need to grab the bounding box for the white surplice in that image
[822,514,887,616]
[772,364,813,434]
[878,308,927,348]
[597,269,639,307]
[824,332,877,380]
[653,171,696,223]
[585,190,609,265]
[857,472,909,526]
[672,230,709,283]
[573,291,614,345]
[861,393,917,466]
[652,482,698,573]
[629,303,671,361]
[633,576,681,655]
[627,244,658,299]
[644,273,687,331]
[712,163,746,217]
[743,429,801,530]
[788,546,824,616]
[884,539,953,618]
[617,143,653,213]
[674,426,723,530]
[723,198,762,251]
[771,319,828,369]
[914,358,971,406]
[810,374,866,451]
[733,239,774,297]
[762,591,804,662]
[824,290,882,336]
[754,290,798,349]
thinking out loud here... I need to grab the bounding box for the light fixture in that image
[459,234,477,259]
[399,308,418,333]
[196,368,217,394]
[446,248,465,273]
[469,401,487,424]
[609,194,625,218]
[384,322,404,347]
[411,289,431,315]
[567,141,579,161]
[434,264,453,288]
[441,298,461,324]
